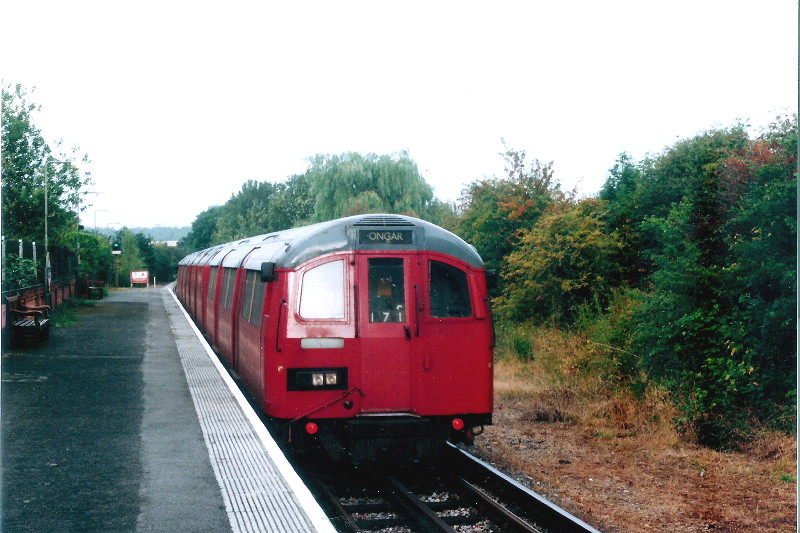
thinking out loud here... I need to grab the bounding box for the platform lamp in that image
[43,158,77,306]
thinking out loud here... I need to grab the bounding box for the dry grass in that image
[475,326,797,533]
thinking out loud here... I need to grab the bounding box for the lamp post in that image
[43,158,75,305]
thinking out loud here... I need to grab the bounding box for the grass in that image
[50,297,96,328]
[495,323,693,448]
[482,324,797,532]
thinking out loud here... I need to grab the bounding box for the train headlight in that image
[287,367,348,391]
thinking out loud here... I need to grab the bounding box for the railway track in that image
[300,443,601,533]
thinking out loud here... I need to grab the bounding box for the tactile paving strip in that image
[161,289,336,533]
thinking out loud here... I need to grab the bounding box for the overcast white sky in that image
[2,1,797,229]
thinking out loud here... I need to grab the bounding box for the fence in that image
[2,232,80,338]
[1,277,78,331]
[2,236,78,276]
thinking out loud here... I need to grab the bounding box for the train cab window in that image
[299,260,345,319]
[429,261,472,318]
[368,258,405,323]
[241,270,265,326]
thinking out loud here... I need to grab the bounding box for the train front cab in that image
[272,248,493,463]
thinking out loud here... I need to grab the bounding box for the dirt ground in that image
[471,361,797,533]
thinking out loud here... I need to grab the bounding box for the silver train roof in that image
[179,214,484,270]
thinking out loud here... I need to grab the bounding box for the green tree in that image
[213,180,280,242]
[495,197,622,326]
[1,83,92,249]
[457,145,559,274]
[722,116,797,429]
[115,229,146,286]
[75,231,113,281]
[304,151,434,221]
[210,176,316,245]
[182,205,222,252]
[268,173,315,229]
[599,153,646,285]
[147,243,183,283]
[617,122,797,445]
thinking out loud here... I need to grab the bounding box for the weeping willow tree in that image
[304,151,434,221]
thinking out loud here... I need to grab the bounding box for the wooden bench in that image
[87,279,105,300]
[6,294,50,347]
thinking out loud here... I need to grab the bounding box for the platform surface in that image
[2,287,334,533]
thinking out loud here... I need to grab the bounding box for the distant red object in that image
[130,270,149,285]
[176,214,494,464]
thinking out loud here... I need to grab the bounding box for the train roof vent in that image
[354,215,414,227]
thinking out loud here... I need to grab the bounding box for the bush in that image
[2,255,38,290]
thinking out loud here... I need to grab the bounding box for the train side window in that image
[250,277,265,325]
[241,270,265,326]
[208,267,218,299]
[368,258,405,323]
[299,260,345,319]
[222,268,236,309]
[195,269,202,299]
[429,261,472,318]
[242,270,255,320]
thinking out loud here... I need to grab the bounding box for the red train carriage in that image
[176,214,493,463]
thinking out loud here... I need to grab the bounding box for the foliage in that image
[599,153,646,285]
[1,83,92,248]
[109,229,182,285]
[457,144,560,275]
[147,243,183,283]
[2,255,39,290]
[75,232,113,281]
[95,226,189,242]
[599,120,797,447]
[305,151,434,221]
[495,197,622,326]
[181,205,222,252]
[182,152,451,252]
[180,174,315,249]
[114,229,147,285]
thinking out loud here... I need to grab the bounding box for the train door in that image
[235,268,266,399]
[230,248,261,372]
[212,250,236,350]
[356,255,413,413]
[413,257,493,414]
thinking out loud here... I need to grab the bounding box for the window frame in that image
[297,258,348,322]
[367,257,406,324]
[240,269,266,326]
[427,259,473,320]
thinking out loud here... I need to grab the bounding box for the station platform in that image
[2,287,336,533]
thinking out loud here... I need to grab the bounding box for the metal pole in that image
[43,159,72,306]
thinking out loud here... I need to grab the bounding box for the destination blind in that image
[358,229,413,245]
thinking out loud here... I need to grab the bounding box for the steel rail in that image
[452,476,544,533]
[383,475,457,532]
[445,442,602,533]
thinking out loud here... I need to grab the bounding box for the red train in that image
[175,214,493,464]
